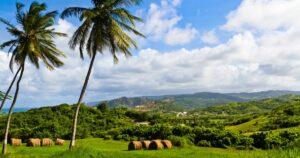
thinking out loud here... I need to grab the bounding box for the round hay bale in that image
[149,140,163,150]
[10,138,22,146]
[55,138,65,145]
[42,138,53,146]
[161,140,172,149]
[27,138,41,147]
[128,141,142,150]
[142,140,151,149]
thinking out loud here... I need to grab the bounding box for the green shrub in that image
[130,136,138,141]
[197,140,211,147]
[239,136,254,148]
[167,135,188,147]
[251,131,300,149]
[114,135,123,140]
[122,134,130,141]
[103,135,112,140]
[172,125,193,137]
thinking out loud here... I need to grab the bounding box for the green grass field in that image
[0,138,299,158]
[225,116,268,133]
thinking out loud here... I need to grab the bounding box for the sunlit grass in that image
[0,138,299,158]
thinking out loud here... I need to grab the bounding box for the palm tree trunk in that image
[2,64,25,155]
[69,53,97,150]
[0,66,22,112]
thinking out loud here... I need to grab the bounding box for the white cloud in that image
[201,30,219,45]
[172,0,182,6]
[165,24,198,45]
[223,0,300,32]
[2,0,300,107]
[141,0,198,45]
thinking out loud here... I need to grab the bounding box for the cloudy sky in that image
[1,0,300,107]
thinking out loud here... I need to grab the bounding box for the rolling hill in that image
[89,90,300,110]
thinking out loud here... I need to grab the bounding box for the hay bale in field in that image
[10,138,22,146]
[55,138,65,145]
[42,138,53,146]
[128,141,142,150]
[161,140,172,149]
[142,140,151,149]
[149,140,163,150]
[27,138,41,147]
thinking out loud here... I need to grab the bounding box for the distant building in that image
[136,122,150,125]
[176,112,187,117]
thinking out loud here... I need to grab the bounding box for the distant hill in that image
[89,90,300,110]
[224,95,300,133]
[200,94,296,115]
[228,90,300,100]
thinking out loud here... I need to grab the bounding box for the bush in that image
[114,135,123,140]
[172,125,193,137]
[130,136,138,141]
[239,136,254,148]
[122,134,130,141]
[197,140,211,147]
[251,131,300,149]
[103,135,112,140]
[108,129,121,139]
[167,135,188,147]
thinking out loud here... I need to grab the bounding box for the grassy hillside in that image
[201,95,296,115]
[0,138,299,158]
[223,96,300,134]
[228,90,300,100]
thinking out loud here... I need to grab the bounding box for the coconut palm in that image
[0,2,66,154]
[61,0,145,149]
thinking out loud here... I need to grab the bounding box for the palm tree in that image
[0,2,66,154]
[61,0,145,149]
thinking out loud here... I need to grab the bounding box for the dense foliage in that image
[0,104,132,141]
[0,100,299,150]
[261,102,300,130]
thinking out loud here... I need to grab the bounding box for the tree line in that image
[0,103,298,150]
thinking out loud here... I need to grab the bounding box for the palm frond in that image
[0,1,65,71]
[63,0,144,62]
[0,18,16,29]
[61,7,88,19]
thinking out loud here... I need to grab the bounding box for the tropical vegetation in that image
[60,0,144,149]
[0,0,299,157]
[0,95,299,151]
[0,2,66,154]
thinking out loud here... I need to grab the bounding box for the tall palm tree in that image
[61,0,145,149]
[0,2,66,154]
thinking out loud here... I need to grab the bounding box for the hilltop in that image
[89,90,300,111]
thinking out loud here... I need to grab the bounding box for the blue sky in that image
[0,0,242,50]
[1,0,300,107]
